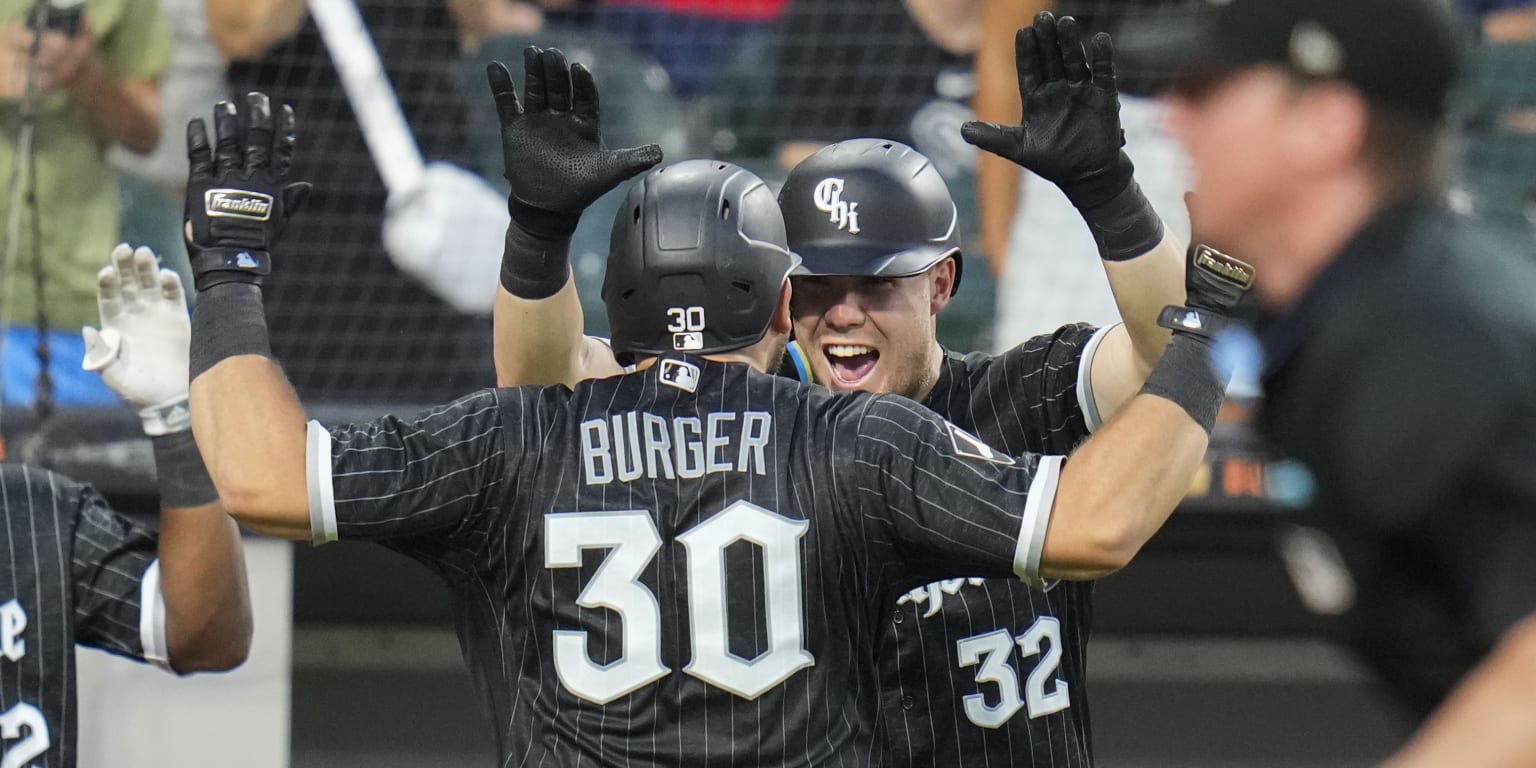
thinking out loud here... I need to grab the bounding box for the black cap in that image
[1117,0,1469,118]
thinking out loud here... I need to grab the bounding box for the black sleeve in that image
[307,388,520,554]
[1330,311,1536,642]
[837,395,1065,591]
[72,489,163,665]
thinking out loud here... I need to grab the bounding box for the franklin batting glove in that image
[184,92,312,292]
[1157,243,1255,341]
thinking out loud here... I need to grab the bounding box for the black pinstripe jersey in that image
[306,355,1067,767]
[880,324,1104,768]
[0,463,165,768]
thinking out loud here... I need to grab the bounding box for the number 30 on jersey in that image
[545,501,814,704]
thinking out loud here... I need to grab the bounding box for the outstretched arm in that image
[859,233,1251,584]
[963,12,1186,420]
[83,245,251,673]
[181,94,315,538]
[486,47,659,387]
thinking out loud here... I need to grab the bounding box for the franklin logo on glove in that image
[205,189,274,221]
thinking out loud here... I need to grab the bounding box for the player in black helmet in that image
[179,52,1249,766]
[494,19,1195,767]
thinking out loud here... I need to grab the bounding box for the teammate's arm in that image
[80,245,252,673]
[963,12,1185,421]
[853,237,1250,584]
[487,48,658,387]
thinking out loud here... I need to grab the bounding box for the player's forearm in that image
[1103,229,1183,367]
[157,501,252,673]
[1386,616,1536,768]
[190,356,312,538]
[493,278,587,388]
[1040,393,1208,580]
[69,66,160,154]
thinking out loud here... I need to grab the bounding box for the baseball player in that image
[492,18,1190,766]
[178,81,1246,765]
[1,244,251,767]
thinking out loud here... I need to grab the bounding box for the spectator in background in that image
[596,0,786,98]
[976,0,1192,349]
[0,0,169,408]
[113,0,229,297]
[1457,0,1536,234]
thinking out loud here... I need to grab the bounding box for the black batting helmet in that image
[778,139,962,292]
[604,160,800,362]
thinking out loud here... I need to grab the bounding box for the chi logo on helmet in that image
[205,189,274,221]
[812,178,861,234]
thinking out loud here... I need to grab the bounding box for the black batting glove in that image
[185,93,311,292]
[961,13,1163,261]
[488,47,663,240]
[1157,243,1256,341]
[962,13,1130,210]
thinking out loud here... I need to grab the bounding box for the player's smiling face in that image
[790,261,952,400]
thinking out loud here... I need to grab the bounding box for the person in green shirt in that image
[0,0,171,406]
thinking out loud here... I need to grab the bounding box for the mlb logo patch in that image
[673,332,703,351]
[659,359,700,393]
[946,422,1015,465]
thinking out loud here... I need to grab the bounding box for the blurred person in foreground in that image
[0,0,169,407]
[1126,0,1536,764]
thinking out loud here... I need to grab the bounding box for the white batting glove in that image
[82,244,193,436]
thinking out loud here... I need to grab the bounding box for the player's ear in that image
[928,257,957,315]
[770,281,793,334]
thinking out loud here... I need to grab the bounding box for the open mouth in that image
[824,344,879,386]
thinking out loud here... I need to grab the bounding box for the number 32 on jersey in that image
[957,618,1070,727]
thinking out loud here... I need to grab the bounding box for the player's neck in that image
[1252,171,1384,313]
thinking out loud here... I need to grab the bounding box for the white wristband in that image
[139,397,192,436]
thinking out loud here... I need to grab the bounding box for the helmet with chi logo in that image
[778,138,963,294]
[604,159,801,364]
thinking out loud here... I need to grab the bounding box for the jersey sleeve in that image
[306,388,519,553]
[992,323,1110,455]
[71,488,167,668]
[840,395,1065,591]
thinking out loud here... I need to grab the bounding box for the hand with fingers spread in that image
[961,12,1162,261]
[83,244,195,436]
[184,92,313,292]
[488,47,663,240]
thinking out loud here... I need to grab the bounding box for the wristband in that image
[507,196,582,241]
[1139,332,1224,434]
[1078,181,1165,262]
[151,430,220,509]
[140,397,193,437]
[190,283,271,380]
[191,247,272,291]
[500,221,572,300]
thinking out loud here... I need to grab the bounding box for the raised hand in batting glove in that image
[82,245,194,436]
[488,47,663,240]
[961,12,1162,261]
[185,92,312,292]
